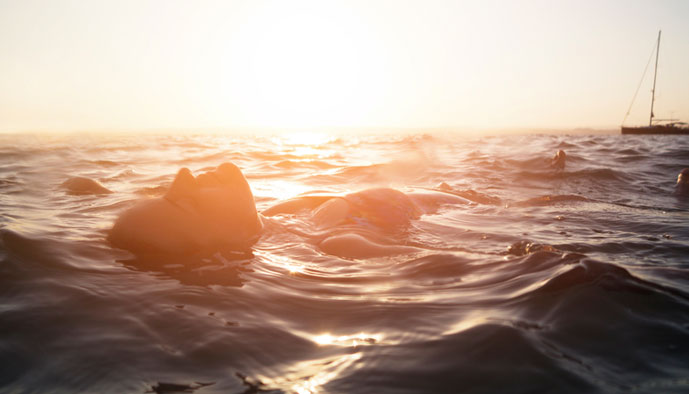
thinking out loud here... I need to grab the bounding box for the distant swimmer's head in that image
[109,162,262,255]
[674,168,689,196]
[550,150,566,170]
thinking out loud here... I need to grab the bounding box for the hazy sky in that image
[1,0,688,132]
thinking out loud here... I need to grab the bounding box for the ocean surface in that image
[1,132,688,394]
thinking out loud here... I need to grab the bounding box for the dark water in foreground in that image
[1,132,688,393]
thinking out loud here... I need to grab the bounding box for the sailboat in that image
[621,31,688,135]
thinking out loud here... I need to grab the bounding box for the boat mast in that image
[649,30,661,126]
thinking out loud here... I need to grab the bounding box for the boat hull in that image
[621,125,689,135]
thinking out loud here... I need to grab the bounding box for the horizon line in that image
[0,126,620,136]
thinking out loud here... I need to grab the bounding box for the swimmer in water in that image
[550,150,566,170]
[674,168,689,197]
[108,162,470,259]
[263,186,470,258]
[109,163,263,255]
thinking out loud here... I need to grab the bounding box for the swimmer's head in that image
[677,168,689,184]
[675,168,689,196]
[110,162,262,255]
[551,150,566,170]
[177,162,262,240]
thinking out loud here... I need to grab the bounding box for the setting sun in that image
[231,2,385,128]
[3,0,688,132]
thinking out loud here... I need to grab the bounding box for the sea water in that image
[1,132,688,393]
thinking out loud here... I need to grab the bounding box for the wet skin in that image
[108,152,577,260]
[109,163,262,255]
[109,163,468,259]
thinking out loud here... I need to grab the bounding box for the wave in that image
[274,159,337,170]
[512,194,590,207]
[89,160,121,167]
[2,132,689,393]
[516,168,629,182]
[328,323,597,394]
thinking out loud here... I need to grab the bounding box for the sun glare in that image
[252,178,313,201]
[231,2,386,129]
[3,1,689,132]
[268,131,338,159]
[280,132,333,146]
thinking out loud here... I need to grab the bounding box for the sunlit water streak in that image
[1,132,688,393]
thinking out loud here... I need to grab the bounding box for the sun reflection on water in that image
[263,331,382,393]
[270,132,338,159]
[313,332,383,347]
[275,132,334,147]
[252,179,312,202]
[442,312,492,336]
[290,353,362,394]
[290,146,334,158]
[254,250,305,274]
